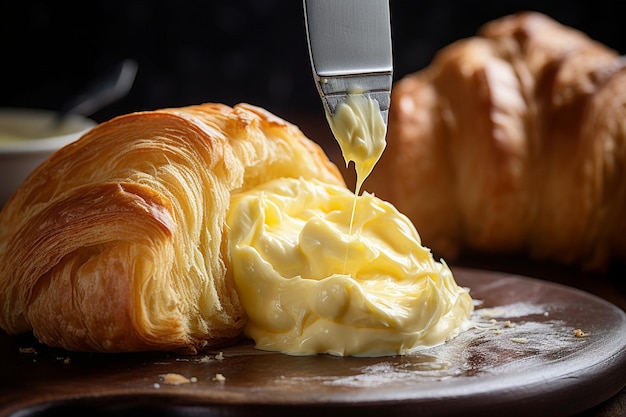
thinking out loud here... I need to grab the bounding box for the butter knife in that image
[303,0,393,124]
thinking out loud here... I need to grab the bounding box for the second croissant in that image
[367,12,626,271]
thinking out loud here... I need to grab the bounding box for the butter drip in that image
[327,93,388,272]
[327,93,386,194]
[227,178,473,357]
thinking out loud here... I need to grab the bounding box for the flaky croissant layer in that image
[366,12,626,270]
[0,103,343,353]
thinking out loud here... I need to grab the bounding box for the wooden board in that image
[1,267,625,417]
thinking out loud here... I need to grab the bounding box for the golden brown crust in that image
[0,102,344,353]
[366,12,626,270]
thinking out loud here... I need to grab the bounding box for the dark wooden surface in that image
[1,267,624,417]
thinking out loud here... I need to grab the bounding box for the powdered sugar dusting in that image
[475,302,552,319]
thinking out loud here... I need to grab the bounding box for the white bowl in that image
[0,108,96,208]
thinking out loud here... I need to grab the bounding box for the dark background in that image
[1,0,624,127]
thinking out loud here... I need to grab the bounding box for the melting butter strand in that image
[342,193,358,275]
[344,158,364,275]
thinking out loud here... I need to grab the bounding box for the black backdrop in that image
[1,0,624,124]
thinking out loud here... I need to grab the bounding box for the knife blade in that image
[303,0,393,124]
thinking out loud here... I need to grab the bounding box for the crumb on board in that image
[213,373,226,382]
[160,373,197,385]
[473,317,519,335]
[198,352,225,363]
[573,329,589,338]
[510,337,528,344]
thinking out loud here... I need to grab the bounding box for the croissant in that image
[366,12,626,270]
[0,103,343,353]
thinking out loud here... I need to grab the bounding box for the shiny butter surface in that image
[227,178,473,356]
